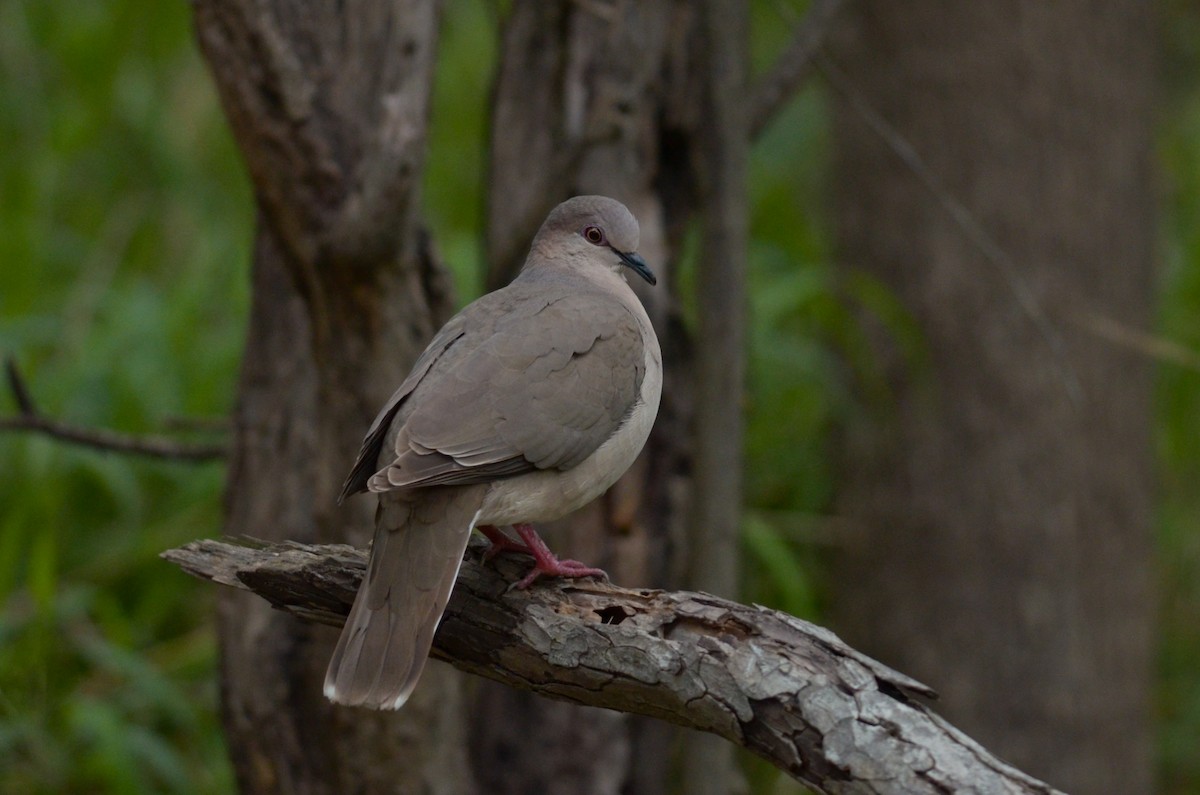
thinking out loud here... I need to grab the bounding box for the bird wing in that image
[338,309,470,502]
[364,281,646,491]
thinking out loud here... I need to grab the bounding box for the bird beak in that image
[613,248,657,286]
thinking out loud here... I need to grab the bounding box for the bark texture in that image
[193,2,472,792]
[828,3,1156,793]
[164,537,1066,795]
[682,3,750,792]
[476,2,747,791]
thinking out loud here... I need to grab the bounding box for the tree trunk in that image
[195,2,477,792]
[197,0,754,790]
[473,2,747,793]
[681,3,749,793]
[828,3,1156,793]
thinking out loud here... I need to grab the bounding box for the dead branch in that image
[163,536,1064,795]
[1,357,227,461]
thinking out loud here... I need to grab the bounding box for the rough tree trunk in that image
[194,2,476,792]
[681,3,749,792]
[473,2,746,792]
[197,1,753,792]
[828,3,1156,793]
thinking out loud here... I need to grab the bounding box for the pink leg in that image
[477,524,533,561]
[510,523,607,589]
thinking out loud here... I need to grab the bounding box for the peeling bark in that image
[165,538,1064,795]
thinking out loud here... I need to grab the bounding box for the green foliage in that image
[423,0,497,301]
[0,0,249,791]
[1157,6,1200,791]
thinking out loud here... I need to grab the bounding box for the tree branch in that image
[1,357,227,462]
[748,0,846,139]
[163,537,1064,795]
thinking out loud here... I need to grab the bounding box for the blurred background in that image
[1,0,1198,792]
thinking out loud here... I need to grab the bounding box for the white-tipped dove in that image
[324,195,663,709]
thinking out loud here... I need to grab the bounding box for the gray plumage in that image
[325,196,662,709]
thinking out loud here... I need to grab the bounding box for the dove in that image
[324,195,662,709]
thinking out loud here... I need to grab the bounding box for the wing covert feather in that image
[338,312,469,502]
[367,285,646,491]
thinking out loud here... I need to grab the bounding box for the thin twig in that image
[816,54,1083,407]
[1071,310,1200,372]
[0,415,228,461]
[5,357,37,415]
[1,357,227,462]
[749,0,847,139]
[161,415,232,433]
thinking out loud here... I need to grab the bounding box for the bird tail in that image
[324,486,484,709]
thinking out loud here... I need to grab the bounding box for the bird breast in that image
[478,309,662,527]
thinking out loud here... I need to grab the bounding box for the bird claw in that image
[478,525,534,561]
[485,522,609,590]
[512,558,608,590]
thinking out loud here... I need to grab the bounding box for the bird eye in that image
[582,225,606,246]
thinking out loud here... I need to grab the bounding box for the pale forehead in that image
[544,196,638,235]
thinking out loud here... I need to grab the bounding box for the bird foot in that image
[511,557,609,590]
[478,525,533,561]
[507,522,608,590]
